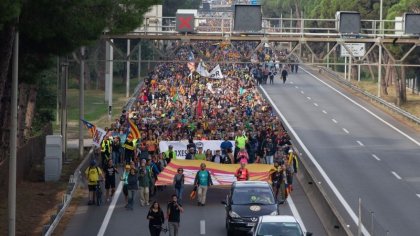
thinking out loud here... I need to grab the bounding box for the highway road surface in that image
[64,173,326,236]
[260,68,420,235]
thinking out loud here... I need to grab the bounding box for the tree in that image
[0,0,161,158]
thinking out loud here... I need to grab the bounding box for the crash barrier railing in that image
[319,67,420,126]
[42,148,94,236]
[42,82,144,236]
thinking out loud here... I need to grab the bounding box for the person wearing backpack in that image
[85,159,104,205]
[194,163,213,206]
[173,168,185,204]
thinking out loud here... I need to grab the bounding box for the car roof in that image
[232,181,270,188]
[260,215,298,223]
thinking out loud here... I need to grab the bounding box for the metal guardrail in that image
[42,83,144,235]
[320,67,420,126]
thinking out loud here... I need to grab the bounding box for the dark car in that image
[221,181,279,236]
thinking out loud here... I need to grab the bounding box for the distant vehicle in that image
[221,181,279,236]
[247,215,313,236]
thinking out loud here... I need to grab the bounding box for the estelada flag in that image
[127,119,141,139]
[81,119,96,138]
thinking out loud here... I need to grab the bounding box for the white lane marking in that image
[391,171,402,180]
[301,68,420,147]
[200,220,206,235]
[357,141,364,146]
[332,119,338,124]
[372,154,381,161]
[287,194,307,233]
[313,103,319,107]
[301,91,305,94]
[416,194,420,199]
[290,81,294,84]
[260,85,371,236]
[322,110,327,114]
[295,86,299,89]
[97,181,123,236]
[307,97,311,100]
[342,128,349,134]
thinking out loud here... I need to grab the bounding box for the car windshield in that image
[231,187,275,205]
[257,222,303,236]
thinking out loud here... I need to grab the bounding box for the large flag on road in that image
[127,118,141,139]
[155,160,273,186]
[81,119,96,138]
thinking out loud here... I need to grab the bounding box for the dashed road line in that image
[416,194,420,199]
[391,171,402,180]
[322,110,327,114]
[342,128,349,134]
[356,141,364,146]
[313,103,319,107]
[295,86,299,89]
[372,154,381,161]
[332,119,338,123]
[290,81,294,84]
[307,96,311,100]
[301,91,305,94]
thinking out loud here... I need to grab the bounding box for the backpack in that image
[88,166,100,182]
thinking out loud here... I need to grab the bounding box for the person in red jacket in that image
[235,162,249,181]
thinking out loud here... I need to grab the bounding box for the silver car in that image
[247,215,313,236]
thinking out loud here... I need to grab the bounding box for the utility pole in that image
[378,0,383,97]
[8,27,19,236]
[61,59,69,162]
[56,57,60,126]
[126,39,131,98]
[79,47,85,159]
[108,40,114,121]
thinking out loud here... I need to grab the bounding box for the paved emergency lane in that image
[63,170,326,236]
[261,68,420,235]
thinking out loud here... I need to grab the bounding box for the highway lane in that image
[64,169,326,236]
[261,69,420,235]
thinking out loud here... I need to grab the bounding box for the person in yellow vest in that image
[234,131,248,163]
[164,145,177,164]
[85,159,104,205]
[100,136,112,168]
[124,136,136,164]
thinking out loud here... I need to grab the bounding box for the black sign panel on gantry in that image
[233,5,262,32]
[176,14,195,33]
[404,13,420,35]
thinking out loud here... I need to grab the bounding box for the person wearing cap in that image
[138,159,152,206]
[194,147,206,161]
[85,159,104,205]
[164,145,177,164]
[194,163,213,206]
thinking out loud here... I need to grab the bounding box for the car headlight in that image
[269,211,278,216]
[229,211,241,218]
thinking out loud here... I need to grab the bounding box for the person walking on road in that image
[104,159,119,203]
[147,201,165,236]
[121,164,131,205]
[281,67,288,84]
[194,163,213,206]
[173,168,185,204]
[167,194,184,236]
[138,159,152,206]
[126,167,138,210]
[85,159,104,205]
[270,161,285,204]
[235,162,250,181]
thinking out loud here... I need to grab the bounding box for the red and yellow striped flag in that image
[128,119,141,140]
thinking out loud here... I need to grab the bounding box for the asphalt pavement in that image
[63,166,326,236]
[260,68,420,235]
